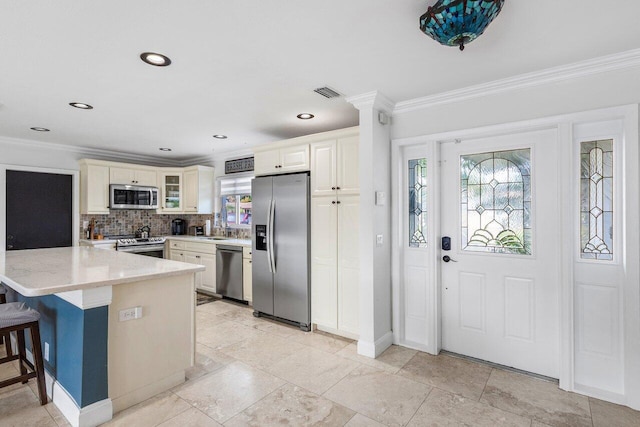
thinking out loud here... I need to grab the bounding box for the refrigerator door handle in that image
[267,199,273,273]
[269,199,277,273]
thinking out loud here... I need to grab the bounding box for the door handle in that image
[442,255,458,263]
[269,199,276,274]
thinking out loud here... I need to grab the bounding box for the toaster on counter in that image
[189,225,204,236]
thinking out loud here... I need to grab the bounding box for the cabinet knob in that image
[336,186,341,190]
[249,260,252,263]
[331,187,336,190]
[332,201,336,204]
[337,200,341,204]
[196,255,201,259]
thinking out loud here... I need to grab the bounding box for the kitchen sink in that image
[197,237,228,241]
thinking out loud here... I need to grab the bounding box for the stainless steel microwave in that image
[109,184,159,210]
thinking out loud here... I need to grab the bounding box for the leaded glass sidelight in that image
[461,149,531,255]
[580,139,613,260]
[409,158,427,248]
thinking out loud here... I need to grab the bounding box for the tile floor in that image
[2,299,640,426]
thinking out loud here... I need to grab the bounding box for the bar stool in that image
[0,302,47,405]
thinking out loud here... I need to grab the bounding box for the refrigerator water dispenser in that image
[255,225,267,250]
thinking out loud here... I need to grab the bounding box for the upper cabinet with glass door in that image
[160,171,182,212]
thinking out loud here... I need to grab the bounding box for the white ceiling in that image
[1,1,639,161]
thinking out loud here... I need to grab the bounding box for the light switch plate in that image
[375,191,386,206]
[376,234,383,246]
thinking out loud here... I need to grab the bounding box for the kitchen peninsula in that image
[0,246,204,427]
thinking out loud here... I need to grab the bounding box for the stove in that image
[116,237,166,247]
[115,237,166,258]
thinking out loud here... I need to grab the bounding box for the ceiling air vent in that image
[313,86,342,99]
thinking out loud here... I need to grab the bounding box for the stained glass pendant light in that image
[419,0,505,51]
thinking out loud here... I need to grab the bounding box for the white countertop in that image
[165,236,252,247]
[0,246,205,297]
[80,236,252,247]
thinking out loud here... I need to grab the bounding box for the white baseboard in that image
[573,383,629,408]
[315,324,359,341]
[357,331,394,358]
[53,382,113,427]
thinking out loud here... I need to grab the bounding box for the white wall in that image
[392,66,640,140]
[0,137,86,171]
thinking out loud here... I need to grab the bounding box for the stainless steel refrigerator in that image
[252,172,311,331]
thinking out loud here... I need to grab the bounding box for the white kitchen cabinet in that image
[168,250,185,262]
[310,141,336,197]
[242,247,252,304]
[183,166,214,214]
[280,145,310,171]
[184,251,216,294]
[310,135,359,197]
[311,197,338,328]
[336,195,360,335]
[311,195,360,338]
[254,144,309,176]
[167,240,217,294]
[109,166,157,186]
[160,171,183,212]
[79,160,110,214]
[336,135,359,195]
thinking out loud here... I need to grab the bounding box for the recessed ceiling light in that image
[140,52,172,67]
[69,102,93,109]
[213,135,227,139]
[159,147,172,152]
[297,113,314,120]
[30,127,50,132]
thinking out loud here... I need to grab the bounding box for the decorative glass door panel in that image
[409,158,427,248]
[461,149,531,255]
[580,139,613,260]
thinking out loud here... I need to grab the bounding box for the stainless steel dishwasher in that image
[216,244,243,300]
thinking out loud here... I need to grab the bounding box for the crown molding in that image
[394,48,640,114]
[346,91,395,113]
[0,135,207,167]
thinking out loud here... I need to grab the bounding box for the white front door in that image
[440,129,560,378]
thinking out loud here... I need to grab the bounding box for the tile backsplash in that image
[80,211,251,239]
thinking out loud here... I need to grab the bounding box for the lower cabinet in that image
[167,240,216,294]
[185,252,216,294]
[242,247,252,304]
[311,195,360,338]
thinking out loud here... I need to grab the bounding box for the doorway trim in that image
[0,164,80,252]
[391,104,639,408]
